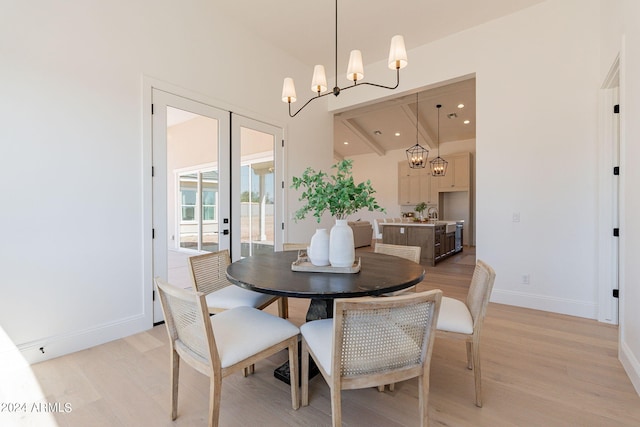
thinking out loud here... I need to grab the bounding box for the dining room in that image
[3,1,640,426]
[20,245,640,426]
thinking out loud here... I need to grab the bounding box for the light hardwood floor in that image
[10,247,640,426]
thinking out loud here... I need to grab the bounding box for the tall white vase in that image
[329,219,355,267]
[307,228,330,266]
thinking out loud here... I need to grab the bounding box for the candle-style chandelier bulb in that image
[311,65,328,94]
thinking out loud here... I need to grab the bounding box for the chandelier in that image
[281,0,408,118]
[406,93,428,168]
[430,104,448,176]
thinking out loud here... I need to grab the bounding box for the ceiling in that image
[334,77,476,157]
[216,0,545,157]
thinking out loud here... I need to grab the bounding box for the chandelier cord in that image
[335,0,338,91]
[416,93,419,145]
[437,104,440,155]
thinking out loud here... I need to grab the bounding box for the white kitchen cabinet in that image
[398,162,419,205]
[398,162,438,206]
[436,152,471,191]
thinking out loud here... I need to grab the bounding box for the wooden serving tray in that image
[291,252,361,274]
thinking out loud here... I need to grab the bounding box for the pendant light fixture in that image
[430,104,448,176]
[406,93,428,168]
[281,0,408,118]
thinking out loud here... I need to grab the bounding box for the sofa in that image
[348,221,373,248]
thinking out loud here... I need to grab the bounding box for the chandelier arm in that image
[350,68,401,91]
[288,91,334,118]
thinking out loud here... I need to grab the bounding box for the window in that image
[177,168,219,250]
[179,174,198,222]
[203,189,216,221]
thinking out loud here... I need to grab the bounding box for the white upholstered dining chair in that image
[188,250,288,318]
[373,219,384,241]
[375,242,421,295]
[155,278,300,427]
[373,242,423,391]
[436,259,496,407]
[300,290,442,427]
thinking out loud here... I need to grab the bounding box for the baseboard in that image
[620,339,640,396]
[16,313,150,364]
[490,288,598,319]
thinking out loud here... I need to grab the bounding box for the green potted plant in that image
[291,159,385,267]
[415,201,427,221]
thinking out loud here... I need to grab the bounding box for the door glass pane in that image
[240,127,275,257]
[166,106,219,253]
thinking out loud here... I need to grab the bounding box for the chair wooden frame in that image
[282,243,308,251]
[436,259,496,407]
[374,242,421,264]
[375,242,421,297]
[155,278,300,427]
[188,249,288,318]
[301,290,442,427]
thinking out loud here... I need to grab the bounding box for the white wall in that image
[346,0,639,394]
[0,0,332,362]
[342,0,601,317]
[621,0,640,397]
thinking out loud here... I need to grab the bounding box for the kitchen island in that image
[380,221,463,266]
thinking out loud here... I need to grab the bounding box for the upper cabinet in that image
[398,152,471,205]
[435,152,471,192]
[398,161,439,206]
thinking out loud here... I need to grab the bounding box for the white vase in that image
[307,228,330,266]
[329,219,355,267]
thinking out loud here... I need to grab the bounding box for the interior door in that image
[230,115,283,262]
[152,89,230,322]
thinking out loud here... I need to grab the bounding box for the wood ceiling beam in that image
[400,104,435,151]
[341,118,386,156]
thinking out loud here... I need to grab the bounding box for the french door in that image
[152,89,230,322]
[230,115,283,262]
[150,89,284,322]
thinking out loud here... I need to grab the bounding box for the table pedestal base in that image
[274,349,320,386]
[273,298,331,385]
[306,298,333,321]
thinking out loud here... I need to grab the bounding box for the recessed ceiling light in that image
[395,132,401,136]
[374,130,382,135]
[458,103,465,109]
[343,141,349,145]
[463,120,470,124]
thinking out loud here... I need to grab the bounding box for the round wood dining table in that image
[226,250,425,320]
[226,249,426,385]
